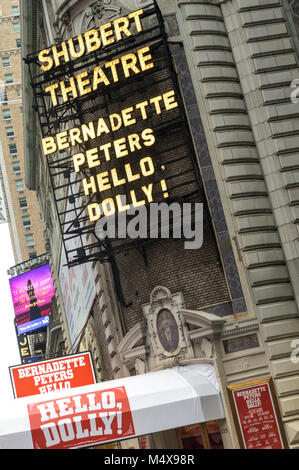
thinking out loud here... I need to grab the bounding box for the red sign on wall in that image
[228,378,286,449]
[28,387,135,449]
[10,352,96,398]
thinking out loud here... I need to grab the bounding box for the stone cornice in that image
[0,82,22,88]
[0,16,20,23]
[0,99,22,106]
[180,308,226,329]
[221,319,259,338]
[0,48,21,56]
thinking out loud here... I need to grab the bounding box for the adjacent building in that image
[0,0,45,263]
[20,0,299,450]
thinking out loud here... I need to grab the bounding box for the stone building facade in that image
[21,0,299,449]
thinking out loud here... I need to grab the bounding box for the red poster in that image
[181,424,202,438]
[28,386,135,449]
[139,435,151,449]
[232,382,284,449]
[10,352,96,398]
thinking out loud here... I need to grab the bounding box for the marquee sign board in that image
[26,3,202,267]
[9,352,96,399]
[0,364,224,449]
[28,386,134,449]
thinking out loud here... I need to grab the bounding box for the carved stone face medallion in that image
[156,308,179,353]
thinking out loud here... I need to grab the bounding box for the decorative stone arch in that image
[149,285,172,305]
[116,286,236,449]
[117,320,148,374]
[117,286,226,375]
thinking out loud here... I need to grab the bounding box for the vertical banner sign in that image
[28,387,135,449]
[9,352,96,398]
[227,377,288,449]
[16,332,31,364]
[26,3,202,268]
[58,181,97,350]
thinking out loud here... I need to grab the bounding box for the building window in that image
[25,234,35,249]
[2,109,11,121]
[6,127,14,139]
[11,6,20,16]
[20,106,23,114]
[16,89,21,97]
[15,179,24,192]
[16,38,21,48]
[12,161,21,174]
[22,215,31,228]
[1,89,8,104]
[29,252,37,259]
[2,57,11,68]
[19,197,27,209]
[13,22,20,33]
[9,143,17,156]
[5,74,13,84]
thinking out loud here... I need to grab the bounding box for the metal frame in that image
[25,3,203,268]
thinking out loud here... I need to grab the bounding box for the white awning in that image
[0,363,225,449]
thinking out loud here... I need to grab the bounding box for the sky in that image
[0,223,21,403]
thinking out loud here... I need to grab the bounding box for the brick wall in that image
[115,220,231,333]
